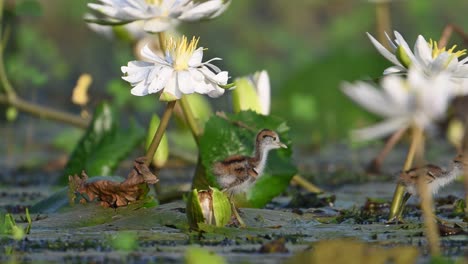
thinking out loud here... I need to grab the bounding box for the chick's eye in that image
[273,137,277,141]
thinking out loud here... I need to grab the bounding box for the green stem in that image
[179,95,202,145]
[417,177,440,256]
[0,1,16,99]
[0,94,88,128]
[291,175,323,194]
[374,0,391,49]
[388,126,423,220]
[144,101,176,166]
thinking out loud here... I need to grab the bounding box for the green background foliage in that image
[59,103,144,185]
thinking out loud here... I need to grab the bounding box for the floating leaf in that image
[197,111,296,208]
[185,247,227,264]
[58,102,144,185]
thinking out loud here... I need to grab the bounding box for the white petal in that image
[188,48,203,67]
[140,44,169,65]
[207,86,225,98]
[383,66,406,75]
[366,32,402,67]
[413,35,432,68]
[352,117,411,141]
[384,31,397,51]
[130,81,149,96]
[381,75,410,110]
[341,81,396,117]
[255,70,270,115]
[148,66,173,94]
[177,70,195,94]
[429,53,451,74]
[179,0,224,21]
[143,17,177,32]
[162,71,182,99]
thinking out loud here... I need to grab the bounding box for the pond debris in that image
[258,237,289,253]
[288,192,335,208]
[437,223,468,236]
[68,157,158,208]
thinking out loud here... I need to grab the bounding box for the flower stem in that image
[179,95,202,145]
[388,125,423,220]
[144,101,176,167]
[291,175,323,194]
[0,1,16,100]
[374,0,391,49]
[0,94,89,128]
[417,176,441,256]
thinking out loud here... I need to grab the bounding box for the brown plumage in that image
[398,154,465,196]
[213,129,287,195]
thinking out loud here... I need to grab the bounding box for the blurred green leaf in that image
[58,102,144,185]
[185,247,227,264]
[15,0,42,17]
[5,107,18,122]
[197,111,296,208]
[110,231,138,251]
[277,50,382,145]
[52,128,84,153]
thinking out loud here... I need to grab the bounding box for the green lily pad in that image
[58,103,144,185]
[197,111,297,208]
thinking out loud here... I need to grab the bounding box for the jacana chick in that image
[213,129,287,195]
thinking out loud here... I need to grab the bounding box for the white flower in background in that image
[88,20,147,40]
[122,36,229,101]
[87,0,230,33]
[233,70,270,115]
[368,31,468,77]
[341,67,453,141]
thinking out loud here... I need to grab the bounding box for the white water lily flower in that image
[121,36,229,101]
[368,31,468,96]
[341,67,452,141]
[87,0,230,33]
[368,31,468,76]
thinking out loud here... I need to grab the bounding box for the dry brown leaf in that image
[68,157,159,208]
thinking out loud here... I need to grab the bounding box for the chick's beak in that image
[277,142,287,149]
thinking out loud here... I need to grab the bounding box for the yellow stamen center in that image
[166,36,200,71]
[145,0,162,5]
[429,39,466,59]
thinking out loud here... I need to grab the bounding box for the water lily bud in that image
[6,107,18,122]
[233,77,262,114]
[145,114,169,167]
[396,45,412,68]
[233,70,270,115]
[186,187,231,230]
